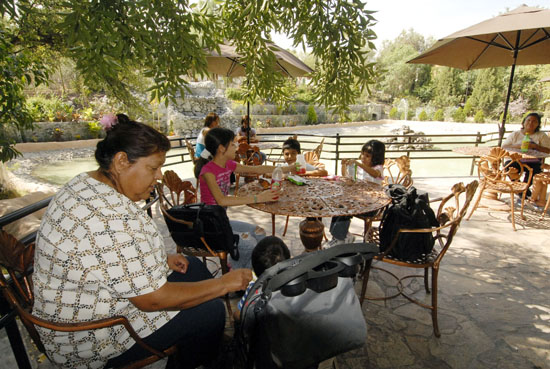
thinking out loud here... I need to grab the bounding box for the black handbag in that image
[164,203,240,260]
[379,184,439,260]
[238,243,378,369]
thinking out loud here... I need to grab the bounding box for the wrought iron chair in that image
[355,156,414,241]
[312,138,325,160]
[382,155,414,188]
[359,180,478,337]
[184,138,198,165]
[466,147,532,230]
[0,230,178,369]
[156,170,233,316]
[234,142,262,193]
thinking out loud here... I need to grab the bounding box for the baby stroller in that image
[235,243,378,369]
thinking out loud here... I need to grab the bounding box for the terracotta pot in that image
[299,217,324,251]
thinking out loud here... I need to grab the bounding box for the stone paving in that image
[1,176,550,369]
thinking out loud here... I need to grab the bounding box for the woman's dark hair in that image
[362,139,385,166]
[252,236,290,276]
[194,127,235,178]
[521,112,542,132]
[240,115,251,132]
[95,114,171,176]
[204,112,219,128]
[282,138,301,153]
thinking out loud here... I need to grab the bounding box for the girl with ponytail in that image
[196,127,294,269]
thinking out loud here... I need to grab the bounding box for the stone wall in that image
[7,81,385,142]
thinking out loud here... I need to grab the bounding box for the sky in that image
[273,0,550,51]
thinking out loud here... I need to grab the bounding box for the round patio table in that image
[453,145,550,159]
[237,177,390,250]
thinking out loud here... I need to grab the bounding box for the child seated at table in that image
[282,137,328,177]
[195,127,294,269]
[326,140,385,247]
[235,236,290,320]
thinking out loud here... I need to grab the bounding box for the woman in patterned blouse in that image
[32,114,252,369]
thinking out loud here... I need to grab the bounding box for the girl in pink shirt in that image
[195,127,294,269]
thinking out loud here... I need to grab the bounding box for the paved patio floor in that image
[1,176,549,369]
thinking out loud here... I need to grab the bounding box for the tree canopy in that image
[0,0,378,162]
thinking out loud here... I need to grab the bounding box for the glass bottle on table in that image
[296,154,307,175]
[521,133,530,153]
[271,164,283,189]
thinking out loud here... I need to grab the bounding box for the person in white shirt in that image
[503,112,550,196]
[281,137,328,177]
[326,140,385,247]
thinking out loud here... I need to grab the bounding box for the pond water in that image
[31,121,520,186]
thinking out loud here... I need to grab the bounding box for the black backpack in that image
[379,184,439,261]
[164,203,240,260]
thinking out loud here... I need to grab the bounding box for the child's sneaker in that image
[324,237,345,248]
[323,234,355,248]
[344,233,356,244]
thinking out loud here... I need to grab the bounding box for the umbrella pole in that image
[247,101,250,144]
[498,46,519,147]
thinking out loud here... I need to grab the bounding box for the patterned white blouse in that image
[32,173,177,369]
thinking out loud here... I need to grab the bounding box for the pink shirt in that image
[199,160,237,205]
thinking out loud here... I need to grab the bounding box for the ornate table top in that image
[453,146,550,159]
[237,177,391,218]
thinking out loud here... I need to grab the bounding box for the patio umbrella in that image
[206,42,313,142]
[408,5,550,146]
[541,76,550,82]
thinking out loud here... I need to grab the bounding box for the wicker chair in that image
[466,147,532,230]
[359,180,478,337]
[0,230,178,369]
[156,170,233,316]
[354,156,414,241]
[184,138,198,164]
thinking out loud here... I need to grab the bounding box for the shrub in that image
[452,107,466,122]
[25,96,49,121]
[463,99,473,116]
[225,87,244,101]
[433,109,444,121]
[306,105,318,125]
[474,110,485,123]
[389,107,399,119]
[87,121,102,138]
[295,86,315,104]
[418,110,428,121]
[499,111,512,123]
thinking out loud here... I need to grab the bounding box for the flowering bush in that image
[51,127,64,141]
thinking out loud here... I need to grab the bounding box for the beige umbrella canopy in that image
[206,42,313,78]
[205,42,313,142]
[408,5,550,145]
[541,76,550,82]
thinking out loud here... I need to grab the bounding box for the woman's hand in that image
[258,188,280,202]
[167,253,189,274]
[220,269,253,292]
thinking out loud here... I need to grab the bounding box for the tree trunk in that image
[0,163,20,197]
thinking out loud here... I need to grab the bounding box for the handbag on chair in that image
[165,203,240,260]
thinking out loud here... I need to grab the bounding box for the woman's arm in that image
[530,142,550,153]
[203,172,280,206]
[129,268,252,311]
[530,133,550,153]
